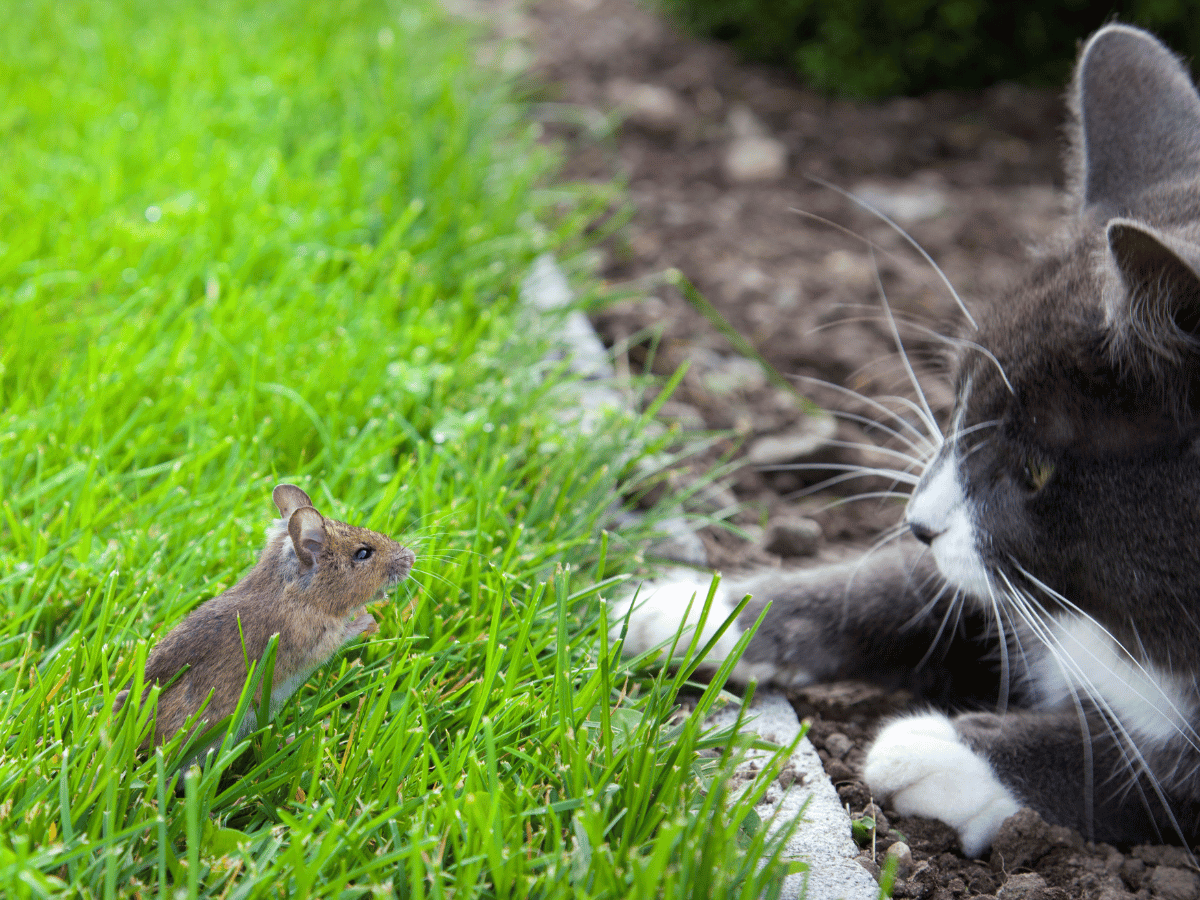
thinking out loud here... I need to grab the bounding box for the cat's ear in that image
[1104,219,1200,365]
[1072,24,1200,217]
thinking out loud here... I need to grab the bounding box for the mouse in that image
[114,483,415,761]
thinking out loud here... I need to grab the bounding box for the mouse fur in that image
[114,484,415,760]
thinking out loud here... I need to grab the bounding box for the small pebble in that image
[1120,858,1145,890]
[824,732,853,759]
[764,517,821,557]
[855,851,881,880]
[997,872,1049,900]
[825,759,853,783]
[886,840,914,876]
[723,135,787,182]
[607,79,682,133]
[1149,866,1200,900]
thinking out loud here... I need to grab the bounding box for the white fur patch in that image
[1027,614,1194,747]
[906,450,991,599]
[864,712,1021,857]
[611,570,777,684]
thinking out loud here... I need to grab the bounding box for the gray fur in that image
[721,23,1200,847]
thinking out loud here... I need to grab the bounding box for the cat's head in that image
[906,24,1200,643]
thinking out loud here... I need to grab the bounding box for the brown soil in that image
[462,0,1198,896]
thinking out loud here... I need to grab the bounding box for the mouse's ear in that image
[288,506,326,569]
[273,484,314,519]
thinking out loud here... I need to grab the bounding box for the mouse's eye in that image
[354,547,373,561]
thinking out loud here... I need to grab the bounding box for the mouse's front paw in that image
[344,612,378,640]
[862,713,1020,857]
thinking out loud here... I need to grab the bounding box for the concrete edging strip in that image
[521,254,878,899]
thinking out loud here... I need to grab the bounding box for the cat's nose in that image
[909,521,940,545]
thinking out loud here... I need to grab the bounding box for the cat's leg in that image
[613,541,1001,702]
[865,706,1184,853]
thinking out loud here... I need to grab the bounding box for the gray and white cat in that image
[616,23,1200,855]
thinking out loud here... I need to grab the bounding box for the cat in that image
[615,22,1200,856]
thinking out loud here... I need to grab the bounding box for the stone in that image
[765,517,822,557]
[728,103,768,138]
[990,807,1081,873]
[825,759,854,784]
[691,350,768,395]
[1133,845,1195,868]
[724,135,788,183]
[1120,858,1146,890]
[824,732,853,759]
[852,182,948,224]
[608,79,682,133]
[746,414,838,467]
[855,851,880,879]
[706,694,878,900]
[997,873,1050,900]
[885,840,913,876]
[1149,866,1200,900]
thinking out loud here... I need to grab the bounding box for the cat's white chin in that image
[926,515,993,600]
[864,712,1021,857]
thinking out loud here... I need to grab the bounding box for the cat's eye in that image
[1022,459,1055,492]
[354,546,373,561]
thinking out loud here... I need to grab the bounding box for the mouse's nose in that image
[909,521,940,545]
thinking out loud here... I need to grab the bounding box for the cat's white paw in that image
[863,713,1020,857]
[610,570,779,683]
[611,570,742,658]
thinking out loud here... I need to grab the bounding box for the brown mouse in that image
[115,484,415,759]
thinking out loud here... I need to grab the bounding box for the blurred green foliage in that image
[655,0,1200,98]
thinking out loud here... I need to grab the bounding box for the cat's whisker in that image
[878,393,944,449]
[870,253,943,444]
[791,374,939,455]
[805,176,978,331]
[858,521,913,561]
[825,407,935,459]
[909,583,965,672]
[999,572,1194,851]
[1006,585,1102,838]
[956,434,997,464]
[895,320,1016,396]
[787,484,913,510]
[789,208,913,272]
[1006,576,1192,746]
[809,438,928,468]
[1001,580,1152,835]
[1010,562,1200,750]
[838,523,914,625]
[946,419,1000,442]
[900,575,955,633]
[981,578,1015,714]
[767,462,921,486]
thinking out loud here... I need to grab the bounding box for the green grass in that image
[0,0,800,896]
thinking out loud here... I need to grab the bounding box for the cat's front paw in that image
[611,570,781,684]
[611,569,741,655]
[863,713,1020,856]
